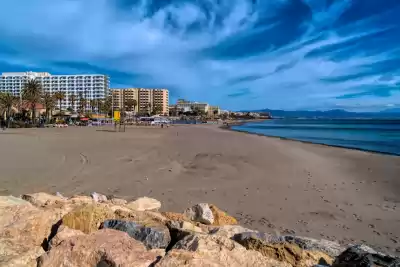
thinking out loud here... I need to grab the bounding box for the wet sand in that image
[0,125,399,255]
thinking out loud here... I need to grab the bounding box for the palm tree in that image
[0,92,18,127]
[132,99,137,114]
[22,79,43,124]
[125,99,135,112]
[42,92,56,123]
[147,102,152,115]
[101,96,112,117]
[89,99,96,112]
[69,94,76,112]
[78,92,86,115]
[54,91,66,114]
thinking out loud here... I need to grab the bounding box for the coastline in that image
[223,120,400,157]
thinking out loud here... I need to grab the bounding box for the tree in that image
[0,92,18,127]
[54,91,65,114]
[101,96,112,117]
[132,99,137,114]
[213,109,218,118]
[78,92,86,115]
[89,99,97,112]
[22,79,43,124]
[125,99,135,112]
[152,105,162,115]
[42,92,56,123]
[69,94,76,112]
[147,102,152,115]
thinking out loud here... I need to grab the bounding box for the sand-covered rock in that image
[332,245,400,267]
[127,197,161,211]
[48,225,86,249]
[0,240,44,267]
[61,204,115,234]
[111,197,128,205]
[162,212,188,222]
[209,224,256,239]
[158,233,291,267]
[184,203,214,225]
[22,192,66,207]
[233,232,333,267]
[284,235,344,257]
[38,229,160,267]
[90,192,107,202]
[209,204,238,225]
[102,219,171,249]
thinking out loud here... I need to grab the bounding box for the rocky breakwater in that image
[0,193,399,267]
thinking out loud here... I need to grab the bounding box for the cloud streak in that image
[0,0,399,111]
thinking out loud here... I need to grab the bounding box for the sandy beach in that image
[0,124,399,255]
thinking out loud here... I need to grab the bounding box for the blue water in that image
[231,119,400,156]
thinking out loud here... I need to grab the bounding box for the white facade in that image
[0,71,110,111]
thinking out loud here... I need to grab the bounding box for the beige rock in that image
[127,197,161,211]
[22,192,66,207]
[90,192,108,202]
[209,204,238,225]
[184,203,214,225]
[111,198,128,205]
[61,204,115,234]
[0,240,44,267]
[161,212,188,222]
[68,195,94,205]
[157,234,290,267]
[38,229,160,267]
[48,225,85,249]
[0,195,31,208]
[181,221,203,233]
[209,225,256,239]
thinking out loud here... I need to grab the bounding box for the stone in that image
[234,232,333,267]
[38,229,161,267]
[184,203,214,225]
[48,225,85,249]
[157,233,291,267]
[332,245,400,267]
[209,225,256,239]
[111,198,128,205]
[209,204,238,225]
[162,212,188,222]
[90,192,108,202]
[102,219,171,249]
[114,209,167,227]
[61,204,115,234]
[68,195,94,205]
[284,235,344,257]
[127,197,161,211]
[0,196,61,267]
[22,192,66,207]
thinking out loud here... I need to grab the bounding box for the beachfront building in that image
[110,88,169,115]
[176,99,209,114]
[0,71,110,111]
[208,105,221,117]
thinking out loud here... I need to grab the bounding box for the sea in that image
[231,119,400,156]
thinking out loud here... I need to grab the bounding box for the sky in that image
[0,0,399,112]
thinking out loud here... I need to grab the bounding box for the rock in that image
[181,221,204,233]
[48,225,85,249]
[209,204,238,225]
[90,192,107,202]
[184,203,214,225]
[127,197,161,211]
[68,195,94,205]
[332,245,400,267]
[157,233,291,267]
[114,209,167,226]
[61,205,115,234]
[111,198,128,205]
[161,212,188,222]
[55,192,65,198]
[284,235,344,257]
[22,192,65,207]
[209,225,256,239]
[234,232,333,267]
[38,229,161,267]
[102,219,171,249]
[0,196,60,267]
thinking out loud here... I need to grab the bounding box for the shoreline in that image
[223,121,400,157]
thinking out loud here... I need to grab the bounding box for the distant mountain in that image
[380,108,400,113]
[246,109,400,119]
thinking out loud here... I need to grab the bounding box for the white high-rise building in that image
[0,71,110,111]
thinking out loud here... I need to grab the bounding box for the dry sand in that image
[0,124,399,255]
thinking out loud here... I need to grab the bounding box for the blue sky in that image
[0,0,399,111]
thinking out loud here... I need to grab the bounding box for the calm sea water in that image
[231,119,400,156]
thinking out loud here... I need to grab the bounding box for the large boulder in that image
[0,196,60,267]
[22,192,66,207]
[61,204,115,234]
[332,245,400,267]
[48,225,86,249]
[184,203,214,225]
[284,235,344,257]
[102,219,171,249]
[38,229,161,267]
[127,197,161,211]
[157,233,291,267]
[209,204,238,225]
[233,232,333,267]
[209,225,256,239]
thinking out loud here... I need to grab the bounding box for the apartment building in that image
[0,71,110,111]
[110,88,169,115]
[176,99,209,113]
